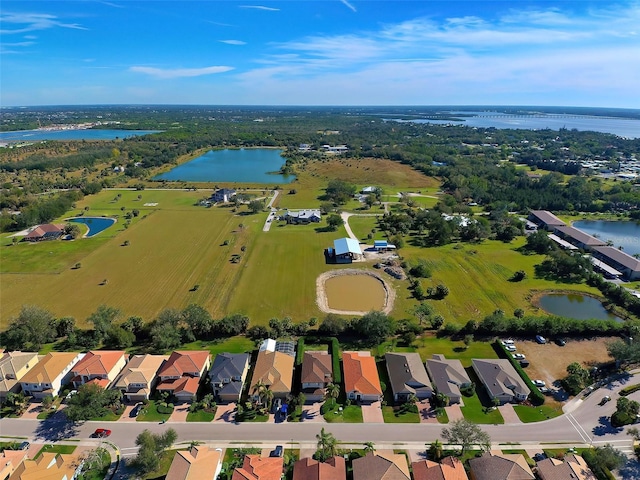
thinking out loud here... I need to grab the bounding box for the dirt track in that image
[316,268,395,315]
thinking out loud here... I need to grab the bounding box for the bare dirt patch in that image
[517,337,615,388]
[316,269,395,315]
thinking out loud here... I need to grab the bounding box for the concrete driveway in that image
[301,402,325,423]
[445,404,464,422]
[418,400,439,424]
[119,404,139,422]
[498,404,522,424]
[20,403,42,420]
[361,401,384,423]
[168,404,190,422]
[214,403,237,423]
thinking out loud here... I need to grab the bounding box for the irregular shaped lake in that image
[572,220,640,257]
[538,293,622,322]
[154,148,295,184]
[69,217,116,237]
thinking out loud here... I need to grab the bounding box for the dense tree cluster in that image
[65,383,122,422]
[131,428,177,475]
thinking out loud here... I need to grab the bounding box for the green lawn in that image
[324,405,363,423]
[459,392,504,424]
[513,404,562,423]
[34,444,77,459]
[241,413,269,422]
[347,215,384,242]
[414,336,497,367]
[382,406,420,423]
[90,409,123,421]
[186,409,216,422]
[78,447,111,480]
[437,408,449,423]
[181,336,255,356]
[137,401,172,422]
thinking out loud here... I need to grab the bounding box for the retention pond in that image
[538,293,623,322]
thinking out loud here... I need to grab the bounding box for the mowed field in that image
[402,239,603,323]
[0,189,262,325]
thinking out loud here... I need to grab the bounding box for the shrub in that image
[296,338,305,366]
[330,337,342,384]
[620,384,640,397]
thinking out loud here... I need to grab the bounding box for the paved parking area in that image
[361,401,384,423]
[214,403,237,423]
[498,403,522,424]
[301,402,325,423]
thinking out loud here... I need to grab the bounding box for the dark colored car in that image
[19,441,30,450]
[555,338,566,346]
[130,403,143,417]
[599,396,611,406]
[93,428,112,438]
[270,445,283,457]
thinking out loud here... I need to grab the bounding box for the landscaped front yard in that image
[513,404,561,423]
[382,405,420,423]
[460,391,504,424]
[324,404,363,423]
[186,409,216,422]
[137,400,173,422]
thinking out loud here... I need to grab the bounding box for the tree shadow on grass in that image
[34,412,80,442]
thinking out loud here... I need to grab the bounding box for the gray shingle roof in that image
[385,352,433,398]
[209,353,249,384]
[472,359,530,400]
[425,355,471,398]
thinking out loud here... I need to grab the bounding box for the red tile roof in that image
[343,352,382,396]
[232,455,283,480]
[71,351,126,377]
[158,351,210,377]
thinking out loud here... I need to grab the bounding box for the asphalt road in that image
[1,375,638,452]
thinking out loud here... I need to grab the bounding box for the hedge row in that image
[329,337,342,384]
[619,383,640,397]
[582,449,616,480]
[492,341,545,406]
[296,337,305,366]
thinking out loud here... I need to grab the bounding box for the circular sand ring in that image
[316,268,395,316]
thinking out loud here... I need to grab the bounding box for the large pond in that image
[154,148,295,184]
[538,293,623,322]
[69,217,116,237]
[572,220,640,256]
[325,274,386,312]
[0,129,161,142]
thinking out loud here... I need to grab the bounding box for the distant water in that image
[387,112,640,138]
[538,293,622,322]
[572,220,640,256]
[0,129,161,142]
[154,148,295,184]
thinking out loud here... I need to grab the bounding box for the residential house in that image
[249,341,294,400]
[0,351,40,402]
[425,355,472,405]
[536,454,596,480]
[156,351,211,403]
[284,210,322,224]
[69,350,128,389]
[472,359,530,404]
[23,224,64,242]
[165,446,223,480]
[0,449,28,480]
[352,452,410,480]
[361,186,376,194]
[208,353,250,403]
[112,354,168,402]
[211,188,236,203]
[232,455,283,480]
[343,352,382,403]
[19,352,85,399]
[468,453,534,480]
[592,246,640,280]
[293,456,346,480]
[8,452,83,480]
[300,351,333,402]
[527,210,566,230]
[385,352,433,402]
[412,457,469,480]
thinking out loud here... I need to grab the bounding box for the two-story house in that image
[0,351,40,402]
[69,350,128,389]
[112,354,168,402]
[300,351,333,402]
[156,351,210,403]
[208,353,250,403]
[19,352,85,399]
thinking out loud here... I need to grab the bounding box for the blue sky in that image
[1,1,639,107]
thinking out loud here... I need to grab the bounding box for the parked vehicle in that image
[505,345,517,352]
[501,339,515,345]
[272,398,282,415]
[512,353,526,360]
[599,396,611,405]
[555,338,566,346]
[19,441,30,450]
[532,379,546,387]
[270,445,283,457]
[539,387,550,394]
[93,428,112,438]
[130,403,143,417]
[535,335,547,344]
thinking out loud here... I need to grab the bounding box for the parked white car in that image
[533,379,546,387]
[501,339,515,345]
[512,353,526,360]
[505,345,517,352]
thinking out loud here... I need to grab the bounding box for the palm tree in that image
[325,383,340,401]
[364,441,375,454]
[252,380,267,405]
[315,428,338,461]
[428,440,443,461]
[264,388,274,411]
[406,393,418,406]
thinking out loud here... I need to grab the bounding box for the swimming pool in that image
[68,217,116,237]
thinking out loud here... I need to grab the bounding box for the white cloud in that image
[130,65,234,79]
[340,0,357,13]
[220,40,247,45]
[239,5,280,11]
[0,12,87,34]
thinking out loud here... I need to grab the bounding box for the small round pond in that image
[538,293,623,322]
[69,217,116,237]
